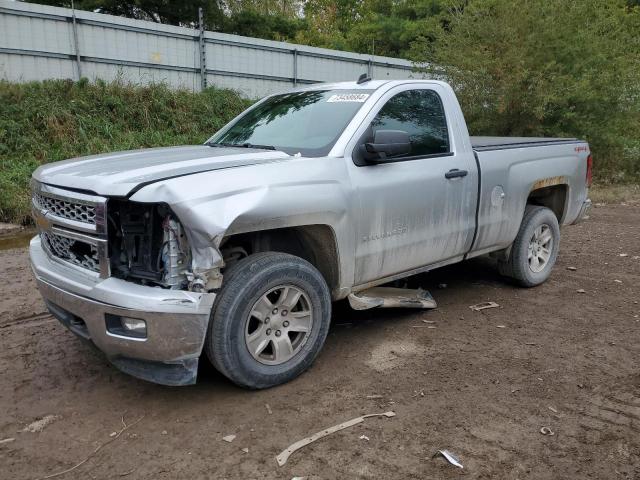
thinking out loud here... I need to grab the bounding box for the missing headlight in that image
[108,201,191,289]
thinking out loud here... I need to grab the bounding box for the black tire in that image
[498,205,560,287]
[205,252,331,389]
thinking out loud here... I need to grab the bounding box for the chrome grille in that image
[41,231,100,272]
[31,180,109,277]
[33,192,96,225]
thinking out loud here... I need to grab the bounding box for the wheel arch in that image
[219,225,342,299]
[526,183,569,224]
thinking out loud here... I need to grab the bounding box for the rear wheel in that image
[205,252,331,389]
[498,205,560,287]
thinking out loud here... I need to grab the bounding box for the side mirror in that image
[363,130,411,162]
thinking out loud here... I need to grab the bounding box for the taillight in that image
[586,154,593,187]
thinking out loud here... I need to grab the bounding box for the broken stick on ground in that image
[39,415,145,480]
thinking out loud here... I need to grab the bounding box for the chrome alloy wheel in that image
[528,224,553,273]
[244,285,313,365]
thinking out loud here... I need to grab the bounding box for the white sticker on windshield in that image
[327,93,370,103]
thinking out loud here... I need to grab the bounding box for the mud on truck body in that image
[30,79,592,388]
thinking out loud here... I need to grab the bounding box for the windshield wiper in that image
[207,142,276,150]
[241,143,276,150]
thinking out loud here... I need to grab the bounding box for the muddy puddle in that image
[0,229,36,250]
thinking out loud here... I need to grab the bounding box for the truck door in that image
[346,85,478,285]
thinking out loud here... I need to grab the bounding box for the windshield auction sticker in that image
[327,93,370,103]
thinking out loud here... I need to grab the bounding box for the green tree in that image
[344,0,445,57]
[224,0,304,16]
[25,0,305,37]
[29,0,225,26]
[296,0,445,56]
[217,0,307,40]
[411,0,640,181]
[221,9,306,41]
[294,0,361,50]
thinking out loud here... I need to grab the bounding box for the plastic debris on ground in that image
[433,449,463,469]
[276,411,396,466]
[469,301,500,311]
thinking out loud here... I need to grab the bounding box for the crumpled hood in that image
[32,145,291,196]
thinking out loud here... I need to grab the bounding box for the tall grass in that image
[0,79,250,224]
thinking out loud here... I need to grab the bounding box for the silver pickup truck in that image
[30,79,592,388]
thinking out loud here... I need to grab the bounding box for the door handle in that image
[445,168,468,179]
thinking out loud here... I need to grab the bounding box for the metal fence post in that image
[198,7,207,91]
[70,0,82,80]
[292,48,298,87]
[367,58,373,78]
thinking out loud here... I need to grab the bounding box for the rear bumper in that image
[30,236,216,386]
[572,198,592,224]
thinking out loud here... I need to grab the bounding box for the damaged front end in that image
[30,188,218,386]
[107,200,221,292]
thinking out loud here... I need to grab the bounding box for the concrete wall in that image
[0,0,418,97]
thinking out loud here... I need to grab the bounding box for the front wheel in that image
[498,205,561,287]
[205,252,331,389]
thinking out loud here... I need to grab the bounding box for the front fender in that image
[129,157,356,290]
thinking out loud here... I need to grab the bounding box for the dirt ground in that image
[1,202,639,480]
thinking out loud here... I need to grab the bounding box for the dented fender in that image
[129,156,356,293]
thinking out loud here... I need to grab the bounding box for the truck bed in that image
[471,136,580,151]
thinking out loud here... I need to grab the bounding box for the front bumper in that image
[30,236,216,386]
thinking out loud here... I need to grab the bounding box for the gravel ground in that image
[0,202,638,479]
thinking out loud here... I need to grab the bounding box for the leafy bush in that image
[0,79,250,224]
[411,0,640,183]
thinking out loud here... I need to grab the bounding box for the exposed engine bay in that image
[107,201,251,292]
[108,201,193,290]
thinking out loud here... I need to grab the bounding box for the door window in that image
[371,89,450,159]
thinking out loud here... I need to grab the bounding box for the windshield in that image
[207,89,373,156]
